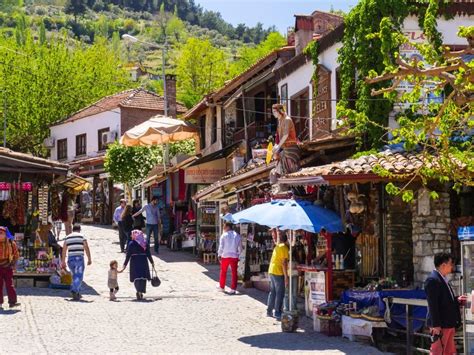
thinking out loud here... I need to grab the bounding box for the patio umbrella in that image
[227,199,343,233]
[225,199,344,321]
[120,115,198,147]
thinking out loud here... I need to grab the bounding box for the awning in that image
[54,174,92,192]
[188,141,243,168]
[0,148,68,175]
[194,161,276,202]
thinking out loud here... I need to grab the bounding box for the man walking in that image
[61,224,92,301]
[133,196,160,253]
[217,222,242,295]
[114,199,126,253]
[425,252,465,355]
[267,229,289,321]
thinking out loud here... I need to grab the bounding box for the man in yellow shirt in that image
[266,229,289,321]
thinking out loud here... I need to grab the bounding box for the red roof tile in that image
[52,89,187,126]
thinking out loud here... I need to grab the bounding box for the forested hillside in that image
[0,0,286,155]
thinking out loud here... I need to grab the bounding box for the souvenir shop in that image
[0,148,71,286]
[273,151,447,351]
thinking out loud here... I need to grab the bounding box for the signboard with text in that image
[184,158,226,184]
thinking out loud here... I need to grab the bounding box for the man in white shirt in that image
[217,222,242,294]
[113,199,126,252]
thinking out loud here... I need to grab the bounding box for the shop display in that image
[14,236,59,275]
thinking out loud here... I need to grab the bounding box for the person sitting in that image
[47,222,62,258]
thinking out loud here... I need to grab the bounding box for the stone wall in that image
[411,190,451,287]
[386,196,413,282]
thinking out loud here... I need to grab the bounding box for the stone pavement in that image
[0,225,387,354]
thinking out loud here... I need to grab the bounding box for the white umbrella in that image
[120,115,198,147]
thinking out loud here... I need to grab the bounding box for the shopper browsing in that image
[108,260,120,301]
[267,229,289,321]
[0,226,20,309]
[217,222,242,295]
[61,224,92,301]
[425,252,466,354]
[133,196,161,254]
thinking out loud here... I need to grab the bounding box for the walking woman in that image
[0,226,20,309]
[120,230,154,300]
[121,205,134,249]
[132,200,145,231]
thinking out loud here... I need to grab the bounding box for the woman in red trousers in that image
[217,222,242,295]
[0,226,20,309]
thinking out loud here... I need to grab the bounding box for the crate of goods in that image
[15,278,34,288]
[319,317,342,337]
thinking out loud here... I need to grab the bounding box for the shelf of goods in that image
[246,227,274,274]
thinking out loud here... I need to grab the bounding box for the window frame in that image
[75,133,87,157]
[98,127,110,152]
[57,138,68,161]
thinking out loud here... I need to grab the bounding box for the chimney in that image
[294,15,314,55]
[165,74,177,118]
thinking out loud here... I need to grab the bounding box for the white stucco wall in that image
[403,15,473,46]
[201,105,223,156]
[49,109,121,162]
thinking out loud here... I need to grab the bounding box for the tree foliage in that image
[104,139,195,186]
[0,17,132,155]
[175,37,228,108]
[230,32,286,77]
[344,21,474,200]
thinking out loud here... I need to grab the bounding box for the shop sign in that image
[0,182,32,191]
[184,158,226,184]
[227,195,238,206]
[305,271,326,318]
[252,149,267,159]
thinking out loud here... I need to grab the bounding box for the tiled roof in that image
[283,150,425,179]
[52,89,187,126]
[119,89,187,113]
[280,149,469,186]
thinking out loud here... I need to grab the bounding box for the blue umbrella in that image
[227,199,343,233]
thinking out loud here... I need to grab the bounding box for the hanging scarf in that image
[131,229,147,251]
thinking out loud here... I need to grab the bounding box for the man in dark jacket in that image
[425,252,465,354]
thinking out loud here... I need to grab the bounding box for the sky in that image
[194,0,359,33]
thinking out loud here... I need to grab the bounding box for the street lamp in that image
[122,34,169,117]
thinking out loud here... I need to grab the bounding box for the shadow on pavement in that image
[0,309,21,315]
[16,281,100,298]
[153,247,198,263]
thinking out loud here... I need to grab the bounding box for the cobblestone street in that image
[1,225,386,354]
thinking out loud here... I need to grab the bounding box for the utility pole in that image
[2,92,6,148]
[162,37,168,117]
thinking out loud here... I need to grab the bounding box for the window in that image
[75,134,87,156]
[57,139,67,160]
[98,127,110,151]
[290,88,310,141]
[199,115,206,149]
[280,84,288,112]
[211,108,217,144]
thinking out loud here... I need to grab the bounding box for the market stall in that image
[0,148,69,286]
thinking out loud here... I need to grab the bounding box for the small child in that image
[108,260,120,301]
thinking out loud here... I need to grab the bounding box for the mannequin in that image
[270,104,301,190]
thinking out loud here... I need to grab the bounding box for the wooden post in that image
[242,91,249,161]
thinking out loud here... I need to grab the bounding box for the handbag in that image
[150,265,161,287]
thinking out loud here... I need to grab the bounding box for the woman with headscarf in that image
[0,226,20,309]
[120,230,155,300]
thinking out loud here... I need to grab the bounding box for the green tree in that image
[104,139,195,187]
[342,25,474,201]
[176,38,228,108]
[230,32,286,76]
[65,0,87,23]
[0,32,132,155]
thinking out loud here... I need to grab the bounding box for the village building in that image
[47,85,186,224]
